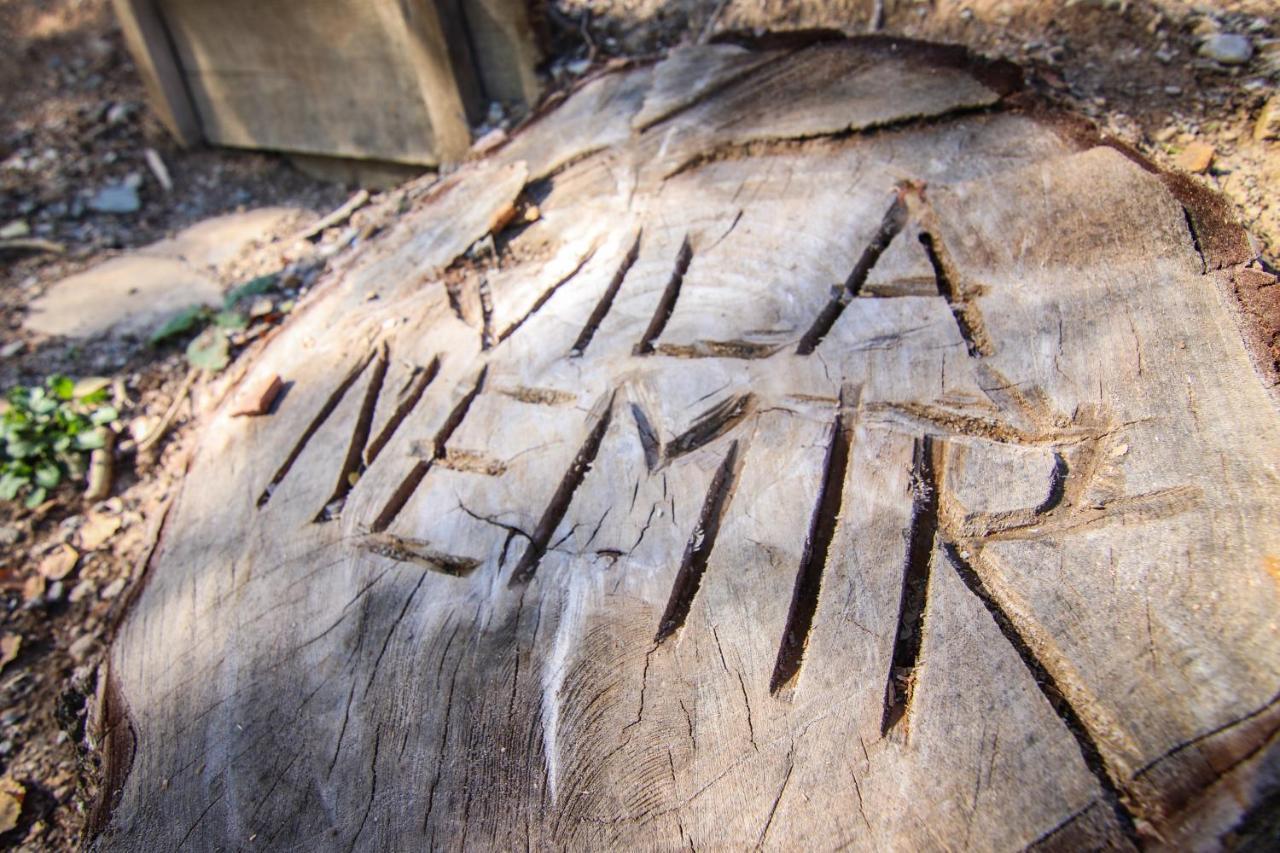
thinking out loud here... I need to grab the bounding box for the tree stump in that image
[92,37,1280,850]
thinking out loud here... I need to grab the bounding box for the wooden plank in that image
[110,0,201,145]
[155,0,471,164]
[457,0,542,108]
[93,39,1280,850]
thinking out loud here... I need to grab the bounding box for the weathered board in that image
[114,0,541,164]
[91,38,1280,851]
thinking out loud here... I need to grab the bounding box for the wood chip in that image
[38,544,78,581]
[231,373,283,417]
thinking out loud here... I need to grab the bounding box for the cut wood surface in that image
[92,37,1280,851]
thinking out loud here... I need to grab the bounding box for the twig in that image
[85,431,116,501]
[144,148,173,193]
[0,237,65,255]
[137,369,197,454]
[296,190,370,241]
[869,0,885,32]
[699,0,731,44]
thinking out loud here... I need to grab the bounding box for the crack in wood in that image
[655,440,746,643]
[918,227,993,358]
[880,433,942,734]
[664,393,755,466]
[257,346,379,508]
[635,236,693,356]
[509,391,616,585]
[363,356,441,468]
[771,384,860,694]
[498,244,600,344]
[369,367,489,533]
[359,532,481,577]
[316,343,390,522]
[942,541,1141,844]
[572,230,642,357]
[797,194,909,354]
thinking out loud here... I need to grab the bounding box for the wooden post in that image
[110,0,201,146]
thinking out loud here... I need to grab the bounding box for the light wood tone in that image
[110,0,201,145]
[154,0,471,164]
[457,0,542,108]
[92,39,1280,851]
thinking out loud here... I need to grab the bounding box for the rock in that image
[0,634,20,671]
[105,102,133,125]
[21,575,45,604]
[0,778,24,833]
[69,580,96,603]
[0,341,24,359]
[1256,95,1280,142]
[46,580,64,602]
[1174,141,1216,174]
[1199,34,1253,65]
[0,220,30,240]
[68,634,96,664]
[0,525,20,546]
[88,183,141,214]
[38,544,78,580]
[78,513,122,551]
[100,577,127,600]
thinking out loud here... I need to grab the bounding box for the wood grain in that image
[92,37,1280,851]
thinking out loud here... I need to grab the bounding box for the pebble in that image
[100,577,127,600]
[46,581,64,602]
[38,544,79,580]
[68,635,96,664]
[1174,141,1216,174]
[0,220,30,240]
[69,580,96,603]
[88,183,141,214]
[0,341,24,359]
[1256,95,1280,142]
[0,526,20,546]
[1199,34,1254,66]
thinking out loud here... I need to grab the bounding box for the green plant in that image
[0,376,117,507]
[148,274,282,373]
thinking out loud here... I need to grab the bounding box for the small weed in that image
[0,376,119,507]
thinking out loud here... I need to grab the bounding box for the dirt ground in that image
[0,0,1275,847]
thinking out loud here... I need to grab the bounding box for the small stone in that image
[21,574,45,604]
[0,634,20,671]
[248,296,274,319]
[100,577,127,600]
[88,183,140,215]
[1199,34,1253,66]
[1256,95,1280,142]
[69,580,96,603]
[231,374,283,417]
[1154,126,1178,143]
[0,777,24,833]
[1163,85,1182,96]
[0,525,20,546]
[38,544,79,580]
[0,220,30,240]
[46,580,64,602]
[78,513,122,551]
[0,741,12,757]
[68,634,96,663]
[1174,141,1216,174]
[0,340,24,359]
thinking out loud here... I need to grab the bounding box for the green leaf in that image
[33,463,60,489]
[24,486,46,509]
[150,305,210,345]
[213,310,249,330]
[6,438,36,459]
[47,375,75,400]
[30,396,57,416]
[223,274,278,309]
[90,406,119,426]
[0,472,27,500]
[74,429,107,451]
[186,327,230,372]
